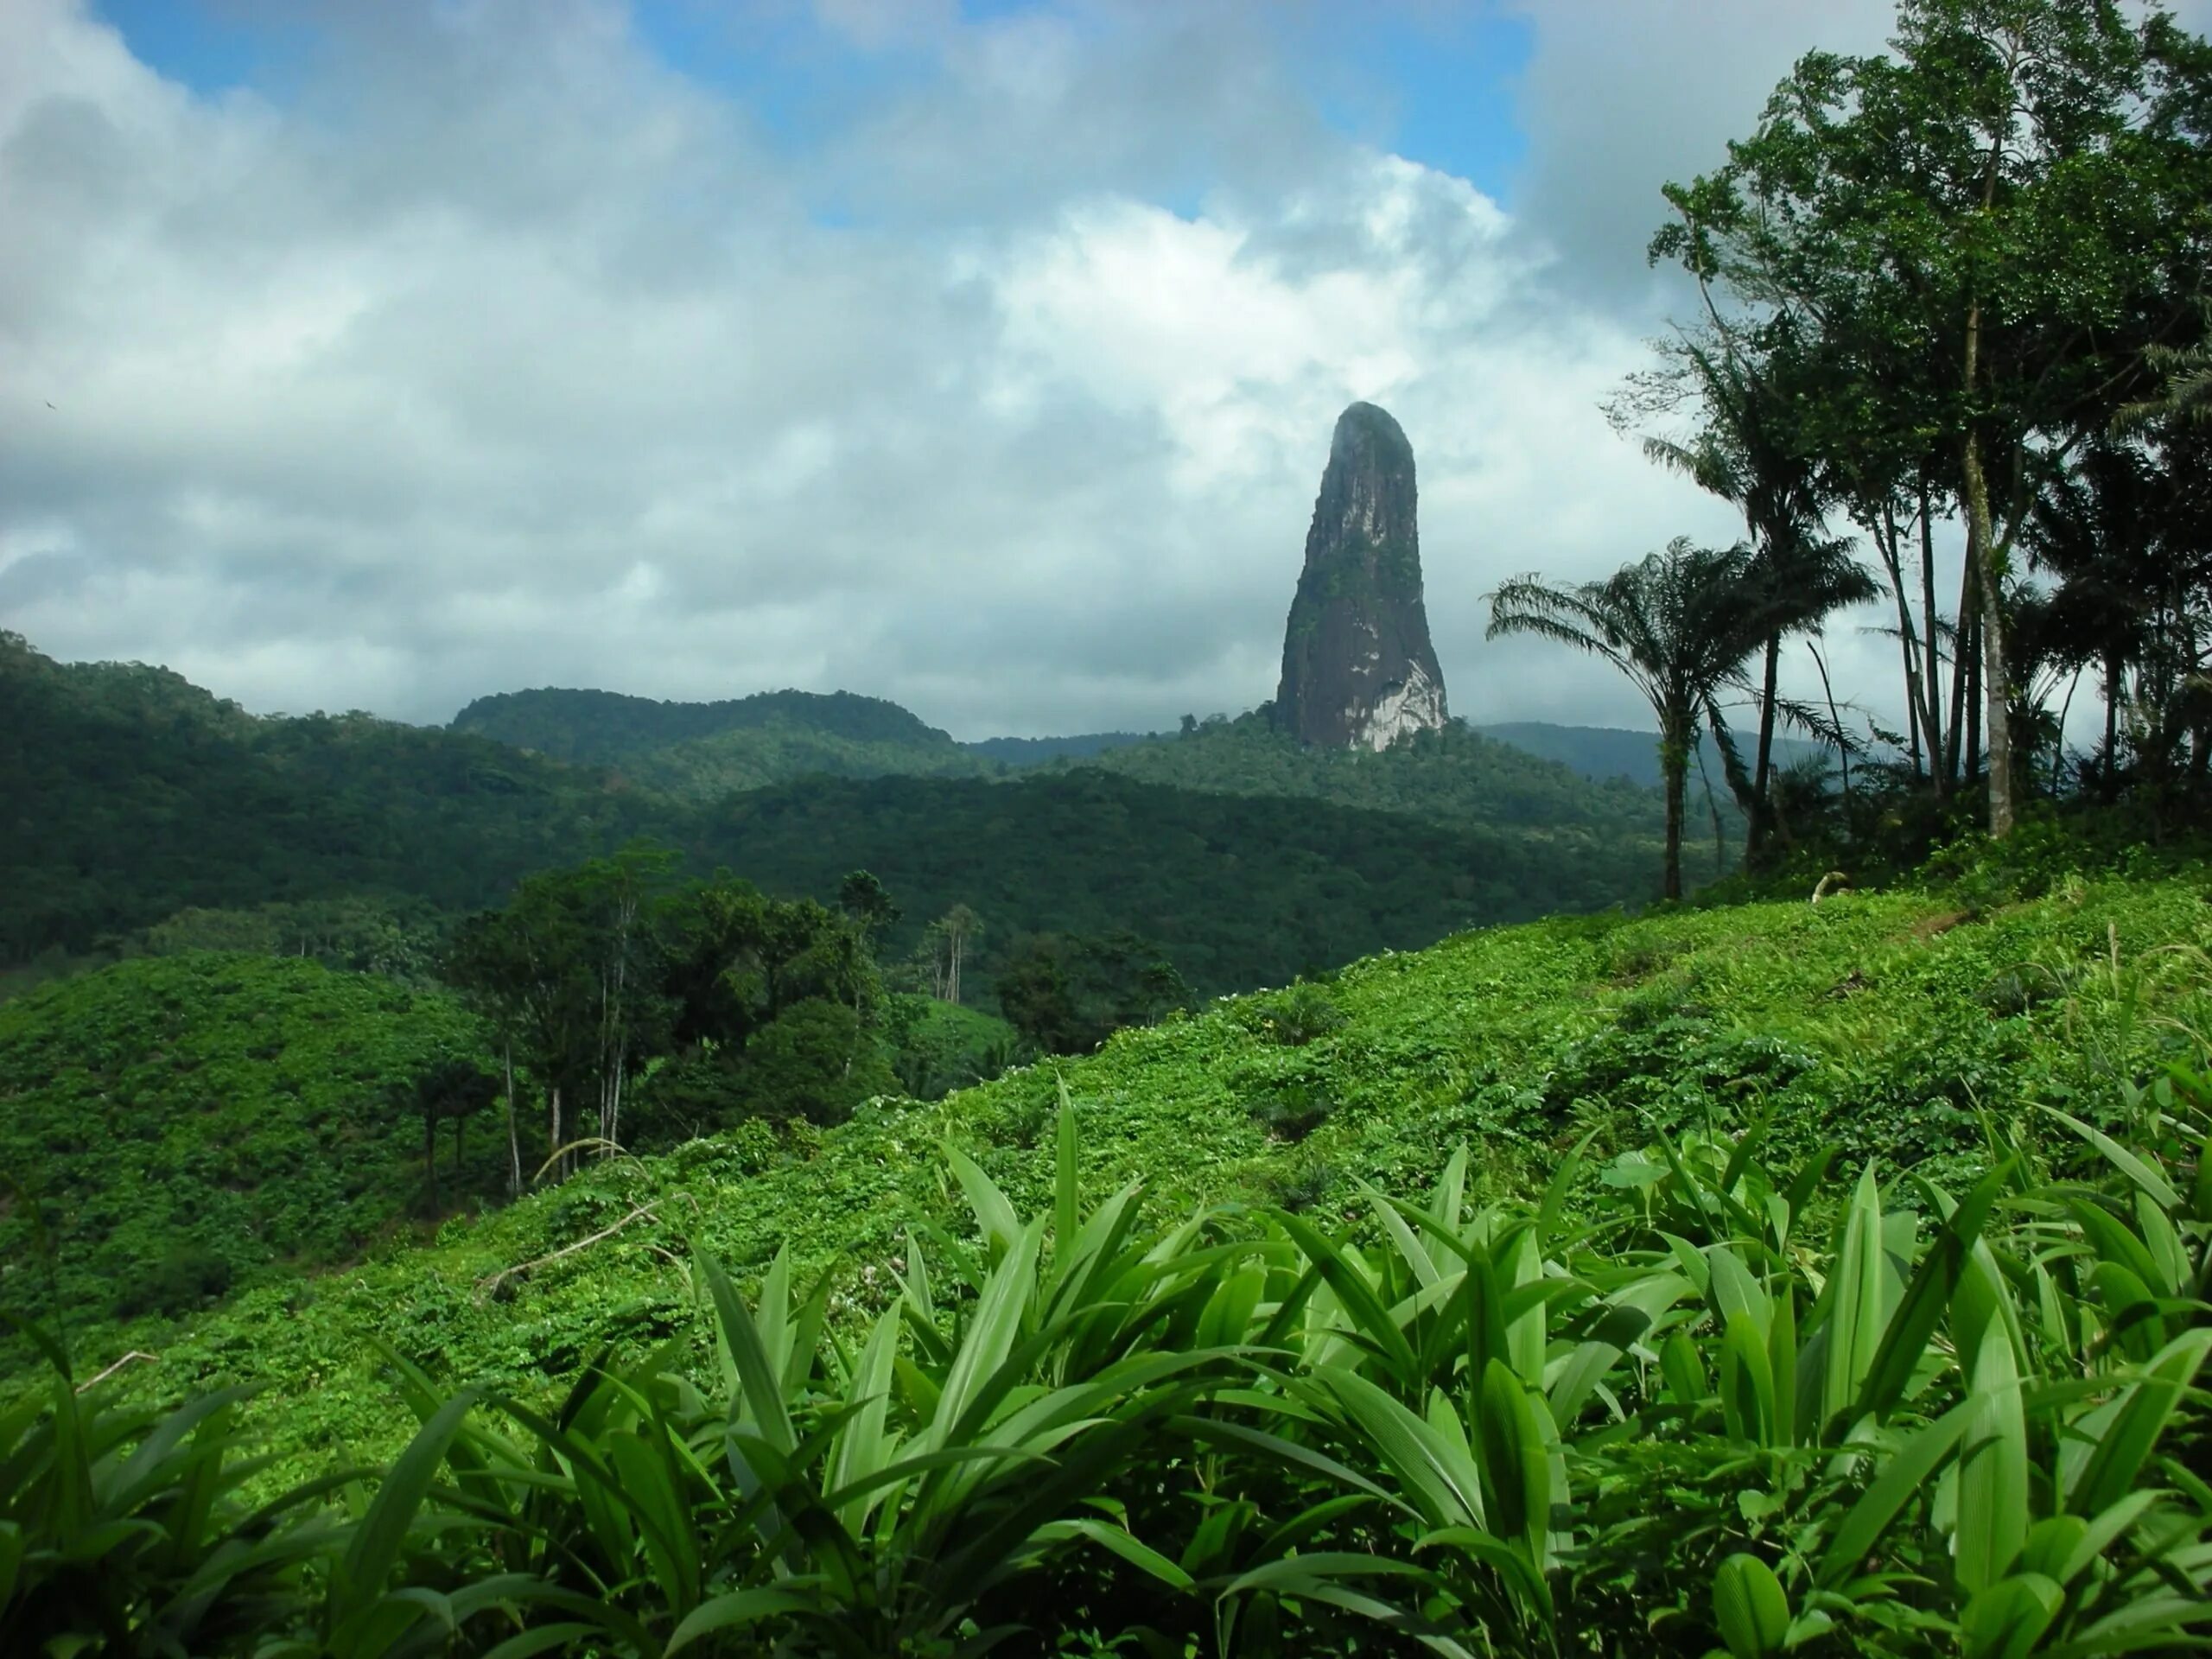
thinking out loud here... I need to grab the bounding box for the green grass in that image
[43,869,2211,1495]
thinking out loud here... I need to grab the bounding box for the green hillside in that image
[692,768,1659,993]
[3,637,1659,994]
[62,866,2210,1484]
[963,730,1152,764]
[449,685,961,766]
[1478,719,1829,791]
[618,721,995,797]
[1078,712,1681,842]
[0,632,672,960]
[0,955,493,1339]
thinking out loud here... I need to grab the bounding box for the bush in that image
[1246,1081,1336,1142]
[114,1243,232,1319]
[1249,980,1346,1046]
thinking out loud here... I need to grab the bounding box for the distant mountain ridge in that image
[1475,721,1829,792]
[2,634,1670,992]
[448,683,1700,836]
[451,685,958,765]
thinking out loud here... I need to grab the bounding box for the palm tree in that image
[1643,339,1878,861]
[1489,539,1775,900]
[2024,439,2164,791]
[2116,302,2212,433]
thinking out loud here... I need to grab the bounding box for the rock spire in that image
[1271,402,1449,750]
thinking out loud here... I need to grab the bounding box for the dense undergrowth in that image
[31,873,2210,1480]
[11,1048,2212,1654]
[10,869,2212,1654]
[0,956,493,1336]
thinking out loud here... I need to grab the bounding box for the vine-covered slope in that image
[60,871,2212,1483]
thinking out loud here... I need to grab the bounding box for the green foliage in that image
[0,954,493,1340]
[15,1046,2212,1654]
[35,871,2211,1505]
[715,996,893,1128]
[0,633,677,962]
[996,931,1191,1054]
[450,683,962,766]
[881,994,1021,1101]
[1088,710,1682,843]
[1247,980,1347,1046]
[1476,720,1816,795]
[1,637,1671,1000]
[717,769,1662,997]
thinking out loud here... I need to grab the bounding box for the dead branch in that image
[476,1201,663,1302]
[77,1351,158,1393]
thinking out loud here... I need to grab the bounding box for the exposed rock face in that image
[1272,402,1450,751]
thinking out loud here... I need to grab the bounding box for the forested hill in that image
[451,685,963,766]
[448,682,1692,853]
[1475,720,1828,791]
[0,632,671,960]
[1072,711,1677,840]
[0,636,1659,991]
[0,955,494,1336]
[690,769,1660,993]
[451,689,1161,798]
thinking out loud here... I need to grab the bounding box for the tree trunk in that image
[423,1102,439,1215]
[504,1044,521,1198]
[1965,602,1982,785]
[1961,427,2014,836]
[1946,548,1977,790]
[1751,632,1780,866]
[1661,728,1688,902]
[1694,739,1726,878]
[1921,476,1948,799]
[2104,652,2122,796]
[1810,640,1851,835]
[1878,500,1923,779]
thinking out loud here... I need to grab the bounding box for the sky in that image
[0,0,2079,741]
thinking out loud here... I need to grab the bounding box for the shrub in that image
[113,1243,233,1319]
[1249,980,1346,1046]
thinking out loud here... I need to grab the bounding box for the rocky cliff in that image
[1272,402,1449,750]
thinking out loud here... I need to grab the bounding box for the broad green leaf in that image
[1476,1359,1550,1567]
[1954,1320,2028,1595]
[330,1389,476,1628]
[1817,1400,1971,1588]
[2067,1327,2212,1518]
[664,1588,811,1656]
[1713,1553,1789,1659]
[948,1145,1023,1256]
[1957,1572,2061,1659]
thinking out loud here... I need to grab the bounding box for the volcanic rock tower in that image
[1271,402,1449,750]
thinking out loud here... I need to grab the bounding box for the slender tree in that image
[1488,539,1776,899]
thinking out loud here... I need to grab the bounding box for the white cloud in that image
[0,0,2063,750]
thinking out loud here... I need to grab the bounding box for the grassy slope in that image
[0,956,494,1337]
[64,871,2212,1481]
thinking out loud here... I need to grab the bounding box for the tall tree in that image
[1488,539,1776,899]
[1654,0,2212,836]
[935,905,982,1007]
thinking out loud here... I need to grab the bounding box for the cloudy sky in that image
[0,0,2057,738]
